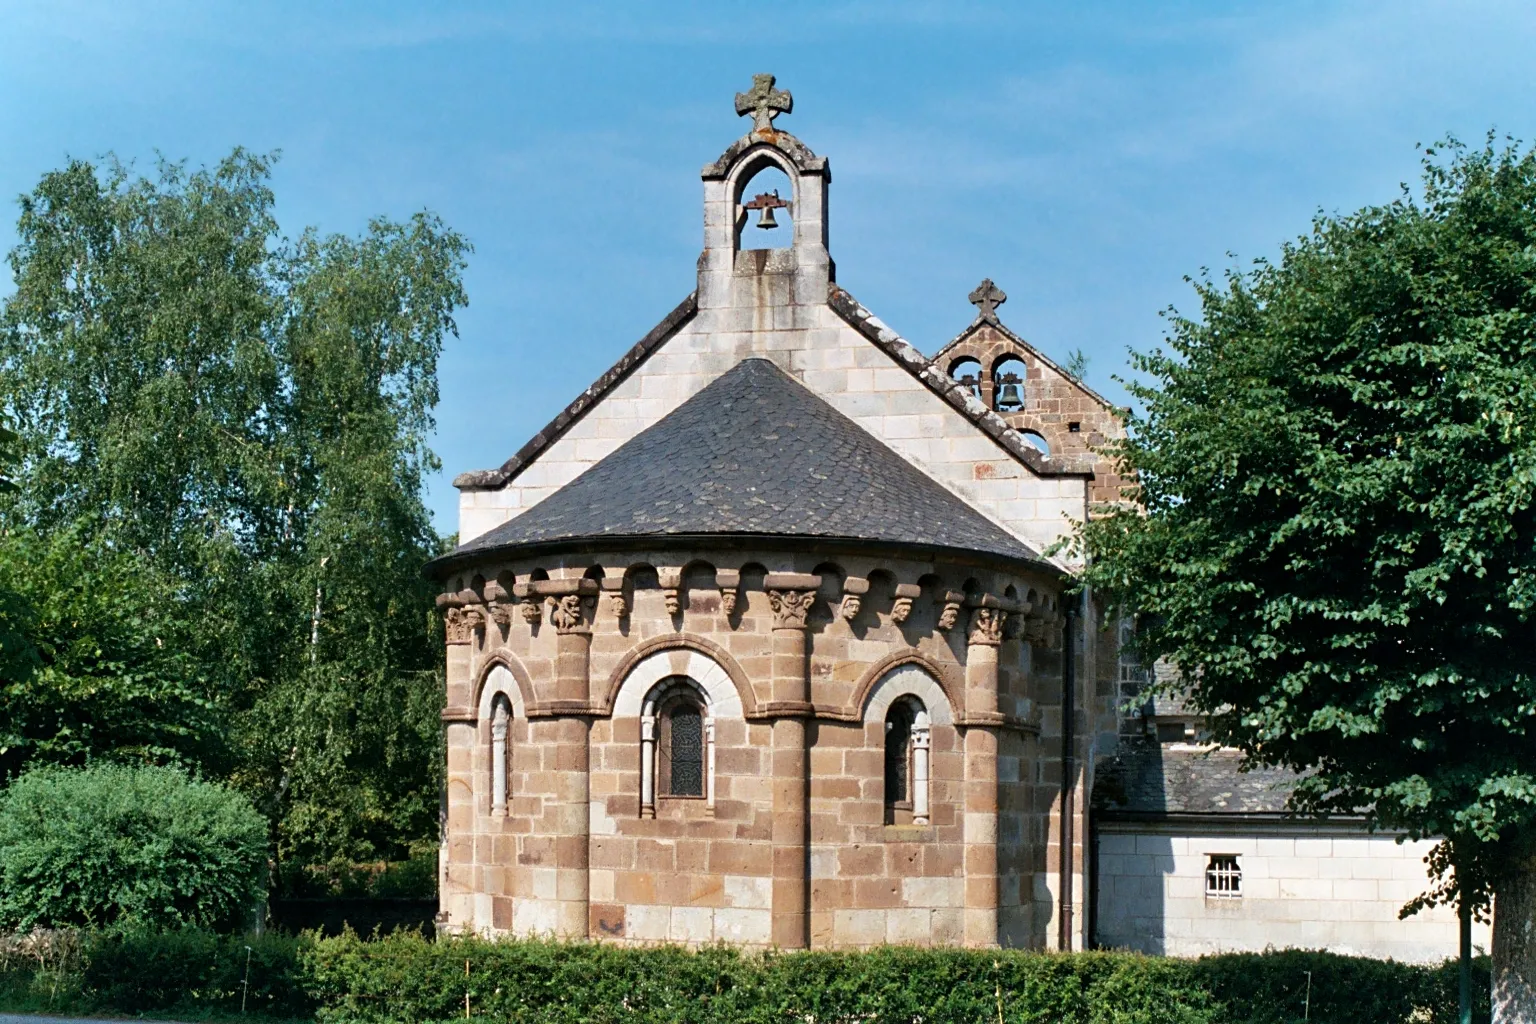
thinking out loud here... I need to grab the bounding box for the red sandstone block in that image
[855,878,904,909]
[838,845,883,877]
[711,842,772,876]
[614,871,656,904]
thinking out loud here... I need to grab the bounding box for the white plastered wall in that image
[459,302,1087,557]
[1095,824,1490,962]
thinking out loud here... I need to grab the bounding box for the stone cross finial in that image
[969,278,1007,323]
[735,74,792,132]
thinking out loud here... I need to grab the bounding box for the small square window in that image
[1067,421,1082,433]
[1205,854,1241,898]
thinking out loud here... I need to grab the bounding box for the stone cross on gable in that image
[969,278,1007,323]
[735,74,793,132]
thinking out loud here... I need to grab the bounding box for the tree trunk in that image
[1494,862,1536,1023]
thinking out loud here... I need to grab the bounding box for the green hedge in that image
[0,927,1494,1024]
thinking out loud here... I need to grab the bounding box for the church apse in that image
[436,545,1062,949]
[432,75,1124,951]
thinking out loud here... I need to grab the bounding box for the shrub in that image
[0,927,1496,1024]
[0,763,267,930]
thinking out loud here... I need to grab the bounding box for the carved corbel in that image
[513,582,544,626]
[599,576,628,619]
[936,591,965,632]
[764,572,820,630]
[716,569,741,618]
[840,576,869,621]
[890,583,921,624]
[485,579,514,630]
[659,569,682,617]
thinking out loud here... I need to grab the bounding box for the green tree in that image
[0,763,267,930]
[0,150,467,865]
[0,525,220,778]
[1078,137,1536,1021]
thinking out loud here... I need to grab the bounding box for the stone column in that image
[539,579,598,939]
[438,590,477,930]
[963,599,1007,948]
[765,572,818,950]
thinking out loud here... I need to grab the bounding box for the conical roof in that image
[442,359,1043,567]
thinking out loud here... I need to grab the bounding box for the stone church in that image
[428,76,1480,959]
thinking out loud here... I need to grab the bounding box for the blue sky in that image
[4,1,1534,531]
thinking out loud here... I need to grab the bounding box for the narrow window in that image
[667,702,704,797]
[1205,854,1241,898]
[884,700,915,817]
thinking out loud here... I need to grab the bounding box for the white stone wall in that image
[459,303,1089,557]
[1094,823,1489,962]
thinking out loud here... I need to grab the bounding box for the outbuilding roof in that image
[437,358,1046,569]
[1093,741,1303,817]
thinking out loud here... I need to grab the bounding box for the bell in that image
[755,204,778,230]
[997,380,1024,409]
[958,372,981,399]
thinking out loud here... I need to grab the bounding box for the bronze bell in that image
[996,373,1024,409]
[755,204,779,230]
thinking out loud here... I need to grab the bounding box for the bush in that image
[0,763,268,930]
[299,932,1474,1024]
[0,927,1497,1024]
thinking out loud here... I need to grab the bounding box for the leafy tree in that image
[0,525,220,779]
[0,150,467,866]
[0,763,267,930]
[1077,136,1536,1020]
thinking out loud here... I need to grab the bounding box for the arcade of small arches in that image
[436,558,1065,658]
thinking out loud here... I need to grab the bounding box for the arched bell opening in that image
[734,164,794,251]
[993,356,1028,412]
[1021,430,1051,457]
[948,357,983,401]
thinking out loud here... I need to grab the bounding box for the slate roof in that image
[442,358,1046,567]
[1092,741,1303,816]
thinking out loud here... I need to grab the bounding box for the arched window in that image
[883,696,931,826]
[490,696,511,816]
[640,677,714,816]
[660,696,705,797]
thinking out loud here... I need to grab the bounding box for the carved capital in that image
[549,593,596,634]
[444,607,472,645]
[462,604,487,640]
[968,606,1007,647]
[767,588,817,630]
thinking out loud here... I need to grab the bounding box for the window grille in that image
[667,703,704,797]
[1205,854,1241,897]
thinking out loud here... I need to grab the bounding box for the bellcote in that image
[697,75,832,311]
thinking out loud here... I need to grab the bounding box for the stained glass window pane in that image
[669,704,704,797]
